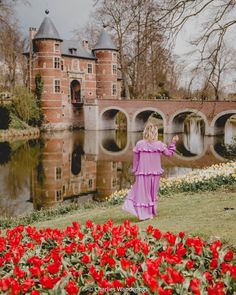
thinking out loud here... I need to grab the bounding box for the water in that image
[0,120,236,217]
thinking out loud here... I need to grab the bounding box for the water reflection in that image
[0,118,236,217]
[0,142,11,165]
[71,145,84,175]
[183,117,205,155]
[224,120,236,145]
[101,130,128,152]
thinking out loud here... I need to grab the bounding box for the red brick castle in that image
[26,10,121,130]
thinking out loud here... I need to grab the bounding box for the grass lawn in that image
[34,185,236,247]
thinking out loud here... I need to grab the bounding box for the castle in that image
[26,11,121,130]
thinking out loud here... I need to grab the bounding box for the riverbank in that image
[0,127,40,141]
[1,183,236,246]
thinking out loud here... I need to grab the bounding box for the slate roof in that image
[61,40,95,59]
[29,14,116,58]
[34,16,62,41]
[94,28,117,51]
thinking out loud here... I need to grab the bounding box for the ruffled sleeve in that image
[161,140,176,156]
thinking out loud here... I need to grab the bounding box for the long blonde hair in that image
[143,122,159,141]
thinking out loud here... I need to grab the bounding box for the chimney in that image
[29,27,37,40]
[82,40,89,49]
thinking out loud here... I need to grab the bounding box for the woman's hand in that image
[172,135,179,142]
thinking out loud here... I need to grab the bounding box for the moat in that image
[0,119,236,217]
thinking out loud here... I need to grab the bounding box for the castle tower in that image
[32,10,64,127]
[93,27,118,99]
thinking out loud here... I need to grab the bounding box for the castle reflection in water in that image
[0,121,236,217]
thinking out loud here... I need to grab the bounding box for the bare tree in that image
[94,0,236,100]
[182,44,236,100]
[159,0,236,96]
[88,0,177,99]
[0,0,26,90]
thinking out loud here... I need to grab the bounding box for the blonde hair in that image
[143,122,159,141]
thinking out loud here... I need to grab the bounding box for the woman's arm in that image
[162,135,179,157]
[162,140,176,157]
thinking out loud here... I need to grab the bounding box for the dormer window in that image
[54,43,60,52]
[69,48,77,55]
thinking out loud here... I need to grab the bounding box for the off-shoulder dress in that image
[122,139,176,220]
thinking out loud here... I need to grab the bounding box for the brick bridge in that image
[84,99,236,135]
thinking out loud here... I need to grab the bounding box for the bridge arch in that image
[99,130,130,156]
[100,107,130,130]
[210,110,236,135]
[168,109,209,134]
[131,108,166,132]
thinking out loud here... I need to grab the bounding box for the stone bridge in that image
[84,99,236,135]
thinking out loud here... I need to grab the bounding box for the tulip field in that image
[0,220,235,294]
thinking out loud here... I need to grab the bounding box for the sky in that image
[16,0,95,39]
[16,0,191,54]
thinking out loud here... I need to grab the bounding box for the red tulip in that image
[65,280,79,295]
[224,250,234,262]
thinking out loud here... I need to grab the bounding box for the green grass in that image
[33,185,236,247]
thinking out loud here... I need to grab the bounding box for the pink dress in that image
[122,139,176,220]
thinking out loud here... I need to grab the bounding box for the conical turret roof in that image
[94,27,117,51]
[34,12,62,41]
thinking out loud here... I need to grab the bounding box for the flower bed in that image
[108,162,236,205]
[0,220,235,294]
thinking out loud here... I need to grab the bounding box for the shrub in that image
[33,73,44,127]
[11,86,42,127]
[0,105,11,129]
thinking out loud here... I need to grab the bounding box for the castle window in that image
[112,64,117,75]
[112,52,117,60]
[61,60,64,71]
[112,162,116,170]
[55,190,62,202]
[69,48,77,55]
[54,57,60,69]
[112,178,117,188]
[54,43,60,52]
[73,60,79,71]
[54,79,61,93]
[55,167,62,180]
[87,63,93,74]
[112,83,117,96]
[88,179,93,188]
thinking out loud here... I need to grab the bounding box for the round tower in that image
[93,27,119,99]
[32,10,64,128]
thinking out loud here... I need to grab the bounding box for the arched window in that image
[70,80,81,103]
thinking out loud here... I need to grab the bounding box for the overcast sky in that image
[15,0,192,55]
[16,0,94,39]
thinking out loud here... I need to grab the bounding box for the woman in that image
[122,121,178,221]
